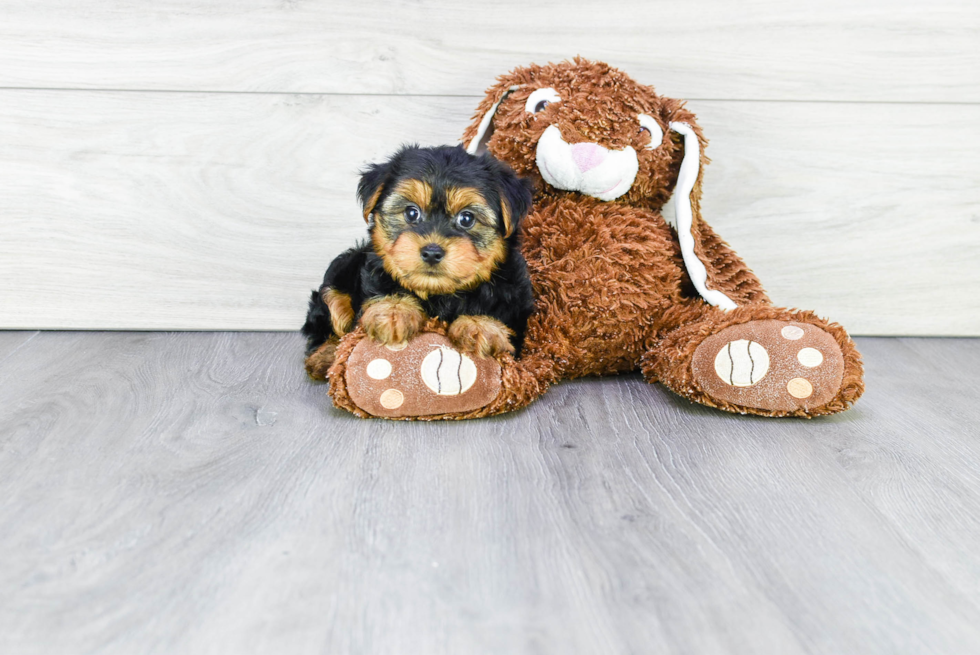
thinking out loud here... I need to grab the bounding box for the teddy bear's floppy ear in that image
[463,84,522,156]
[667,121,738,311]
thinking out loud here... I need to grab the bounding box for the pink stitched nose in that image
[570,142,608,172]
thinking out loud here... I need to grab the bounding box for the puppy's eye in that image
[637,114,664,149]
[525,87,561,114]
[404,206,421,223]
[455,211,476,230]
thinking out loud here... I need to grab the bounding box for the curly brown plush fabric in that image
[325,58,864,419]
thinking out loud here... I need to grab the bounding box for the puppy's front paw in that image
[361,296,426,346]
[448,315,515,358]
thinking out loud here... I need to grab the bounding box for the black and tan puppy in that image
[302,145,534,379]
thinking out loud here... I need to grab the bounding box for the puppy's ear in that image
[357,151,402,223]
[356,163,388,223]
[496,166,533,238]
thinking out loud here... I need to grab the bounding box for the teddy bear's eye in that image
[637,114,664,148]
[525,87,561,114]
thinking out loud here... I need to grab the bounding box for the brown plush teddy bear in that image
[314,58,864,419]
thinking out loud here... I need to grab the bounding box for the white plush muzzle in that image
[535,126,639,202]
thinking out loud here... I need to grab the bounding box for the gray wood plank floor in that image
[1,332,979,655]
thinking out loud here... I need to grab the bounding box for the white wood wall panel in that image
[1,91,977,334]
[0,1,977,333]
[0,0,977,102]
[0,92,469,330]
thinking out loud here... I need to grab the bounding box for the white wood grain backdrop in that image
[0,0,978,334]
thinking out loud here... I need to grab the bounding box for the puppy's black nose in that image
[420,244,445,265]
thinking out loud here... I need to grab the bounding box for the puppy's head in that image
[357,145,532,298]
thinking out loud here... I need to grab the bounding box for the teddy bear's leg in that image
[642,304,864,417]
[324,319,556,420]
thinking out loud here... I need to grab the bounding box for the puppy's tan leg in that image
[361,295,427,346]
[324,288,355,336]
[448,315,515,358]
[305,337,339,380]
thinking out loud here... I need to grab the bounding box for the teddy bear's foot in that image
[647,309,864,417]
[690,319,845,413]
[339,332,503,419]
[326,323,556,420]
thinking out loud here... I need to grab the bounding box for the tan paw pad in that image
[786,378,813,399]
[379,388,404,409]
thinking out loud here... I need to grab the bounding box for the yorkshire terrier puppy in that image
[302,144,535,379]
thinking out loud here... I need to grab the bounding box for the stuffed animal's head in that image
[461,58,705,210]
[357,144,532,298]
[462,58,739,311]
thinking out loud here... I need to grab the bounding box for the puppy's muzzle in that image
[420,243,445,265]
